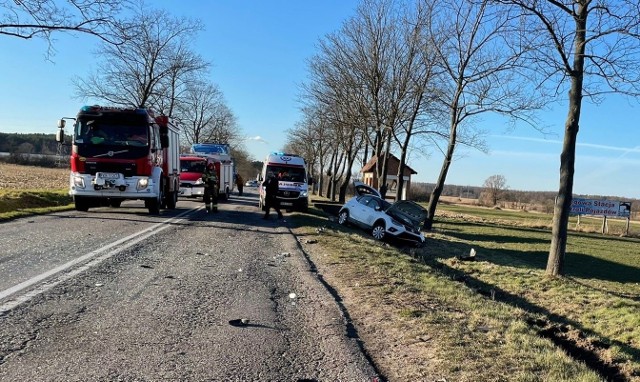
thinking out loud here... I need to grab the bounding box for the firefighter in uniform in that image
[202,161,219,213]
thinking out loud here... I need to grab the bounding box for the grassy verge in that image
[0,189,73,221]
[439,202,639,237]
[289,202,640,381]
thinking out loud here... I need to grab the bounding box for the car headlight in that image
[194,178,204,185]
[300,191,308,197]
[73,176,85,189]
[137,177,149,190]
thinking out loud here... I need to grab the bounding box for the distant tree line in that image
[0,132,60,155]
[0,133,67,167]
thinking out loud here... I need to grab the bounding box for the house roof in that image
[361,153,417,175]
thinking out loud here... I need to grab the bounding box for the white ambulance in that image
[259,152,311,212]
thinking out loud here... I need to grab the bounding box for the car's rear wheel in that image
[372,222,386,241]
[338,210,349,225]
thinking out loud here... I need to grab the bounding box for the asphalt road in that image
[0,189,378,381]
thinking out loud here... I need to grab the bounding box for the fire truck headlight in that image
[137,177,149,190]
[73,176,85,189]
[300,191,308,198]
[194,178,204,185]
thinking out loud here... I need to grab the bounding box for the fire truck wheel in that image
[74,196,90,212]
[147,181,163,214]
[147,198,160,214]
[166,191,177,209]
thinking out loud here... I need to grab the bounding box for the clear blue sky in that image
[1,1,639,200]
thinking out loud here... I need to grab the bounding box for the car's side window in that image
[362,197,379,210]
[357,196,371,206]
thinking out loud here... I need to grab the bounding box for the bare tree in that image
[176,81,238,146]
[301,0,442,203]
[388,1,442,201]
[199,103,240,146]
[423,0,541,230]
[333,0,398,193]
[302,27,370,202]
[72,6,207,113]
[495,0,640,276]
[286,107,330,194]
[482,174,508,206]
[1,0,130,52]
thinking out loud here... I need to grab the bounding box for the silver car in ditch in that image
[337,181,427,246]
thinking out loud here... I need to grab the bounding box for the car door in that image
[361,197,384,227]
[350,195,373,227]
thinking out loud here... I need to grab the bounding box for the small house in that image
[361,154,417,200]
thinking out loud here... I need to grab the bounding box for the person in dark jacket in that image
[236,174,244,196]
[202,162,219,213]
[262,172,283,220]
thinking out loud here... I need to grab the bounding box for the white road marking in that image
[0,207,201,314]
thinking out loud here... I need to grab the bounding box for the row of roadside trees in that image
[285,0,640,276]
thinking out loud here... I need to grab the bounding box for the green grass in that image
[438,202,639,236]
[427,214,640,378]
[289,203,640,381]
[0,189,73,221]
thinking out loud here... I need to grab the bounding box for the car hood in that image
[386,200,428,227]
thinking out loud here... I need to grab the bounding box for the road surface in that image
[0,189,379,381]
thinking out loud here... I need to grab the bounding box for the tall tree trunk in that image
[379,130,392,197]
[339,148,359,203]
[318,158,326,197]
[395,122,414,201]
[424,129,456,230]
[547,6,586,276]
[325,150,338,199]
[373,130,383,188]
[331,151,346,201]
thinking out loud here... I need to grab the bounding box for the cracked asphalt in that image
[0,191,378,381]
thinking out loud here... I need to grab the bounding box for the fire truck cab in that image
[56,105,180,214]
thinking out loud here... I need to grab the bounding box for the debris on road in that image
[228,318,250,327]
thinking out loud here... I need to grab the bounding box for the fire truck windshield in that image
[75,117,149,147]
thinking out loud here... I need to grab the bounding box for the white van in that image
[259,152,311,212]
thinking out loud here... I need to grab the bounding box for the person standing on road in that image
[236,174,244,196]
[202,162,219,213]
[262,172,283,220]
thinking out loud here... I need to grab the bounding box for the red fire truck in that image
[56,105,181,214]
[189,143,235,200]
